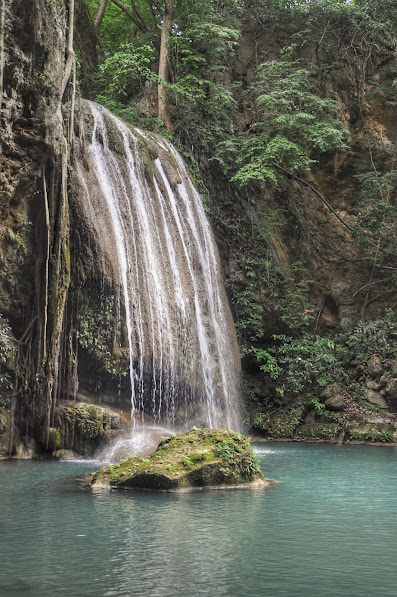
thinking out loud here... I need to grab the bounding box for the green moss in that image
[92,429,263,490]
[47,427,62,451]
[76,291,128,376]
[54,404,110,456]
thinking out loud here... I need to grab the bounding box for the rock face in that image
[363,389,388,409]
[51,403,130,458]
[91,429,266,491]
[346,422,396,444]
[0,407,13,456]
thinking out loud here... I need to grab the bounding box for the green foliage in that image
[272,263,315,329]
[259,0,396,33]
[251,311,396,435]
[86,0,150,54]
[55,405,110,453]
[169,5,241,165]
[305,395,339,421]
[352,171,397,253]
[233,288,265,343]
[88,0,243,179]
[253,405,304,437]
[337,310,397,366]
[252,310,396,406]
[347,427,393,443]
[297,422,342,440]
[233,60,349,185]
[231,253,316,351]
[243,0,397,26]
[253,333,347,396]
[95,43,156,103]
[216,436,260,477]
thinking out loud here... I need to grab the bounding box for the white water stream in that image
[82,101,241,433]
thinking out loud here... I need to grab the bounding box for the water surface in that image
[1,443,396,596]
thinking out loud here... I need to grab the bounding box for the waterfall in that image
[79,101,241,431]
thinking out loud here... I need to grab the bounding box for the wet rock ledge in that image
[91,429,271,492]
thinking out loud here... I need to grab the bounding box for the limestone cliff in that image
[0,0,72,452]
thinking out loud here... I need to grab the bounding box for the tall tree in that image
[75,0,99,98]
[157,0,173,128]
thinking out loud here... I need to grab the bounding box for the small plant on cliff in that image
[305,395,339,421]
[77,292,128,376]
[351,171,397,276]
[272,263,315,330]
[233,288,265,343]
[347,428,393,443]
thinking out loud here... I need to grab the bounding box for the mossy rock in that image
[0,407,12,456]
[47,427,62,451]
[296,423,342,441]
[54,403,130,457]
[252,404,304,438]
[91,429,267,492]
[345,422,395,444]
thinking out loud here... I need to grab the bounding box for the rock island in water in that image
[91,428,273,492]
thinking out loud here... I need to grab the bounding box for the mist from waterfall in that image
[81,101,241,431]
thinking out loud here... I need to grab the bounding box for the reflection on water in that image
[1,443,397,596]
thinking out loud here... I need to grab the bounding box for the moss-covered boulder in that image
[91,429,267,491]
[345,422,395,444]
[53,403,130,457]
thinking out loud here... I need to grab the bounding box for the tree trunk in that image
[75,0,99,98]
[62,0,75,97]
[158,0,173,130]
[95,0,108,30]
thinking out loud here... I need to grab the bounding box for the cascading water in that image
[78,100,241,436]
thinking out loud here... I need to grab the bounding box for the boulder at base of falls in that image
[51,403,131,458]
[91,429,270,491]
